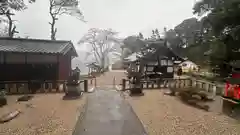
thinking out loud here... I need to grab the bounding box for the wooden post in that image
[84,80,88,92]
[157,79,161,88]
[205,83,210,92]
[122,79,126,91]
[146,81,149,89]
[141,83,144,89]
[169,80,173,89]
[201,82,205,89]
[180,80,183,88]
[212,85,217,97]
[41,83,45,93]
[196,80,199,88]
[48,83,52,92]
[63,83,66,92]
[5,84,9,93]
[56,82,59,92]
[174,80,177,89]
[192,79,197,87]
[113,77,116,88]
[94,77,97,87]
[16,83,19,93]
[163,80,168,88]
[176,80,180,88]
[189,79,192,87]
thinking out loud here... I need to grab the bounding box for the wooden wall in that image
[0,53,57,64]
[0,52,73,81]
[58,55,71,80]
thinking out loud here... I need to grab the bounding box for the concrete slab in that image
[73,90,147,135]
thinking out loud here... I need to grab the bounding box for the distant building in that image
[179,60,199,73]
[111,60,124,70]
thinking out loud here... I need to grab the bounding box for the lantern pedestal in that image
[130,80,144,96]
[63,69,83,100]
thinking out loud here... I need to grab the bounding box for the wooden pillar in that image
[88,67,90,76]
[146,81,149,88]
[151,82,154,89]
[189,79,192,87]
[56,55,60,81]
[56,82,59,92]
[84,80,88,92]
[48,83,52,92]
[41,83,45,93]
[94,77,97,87]
[113,77,116,88]
[122,79,126,91]
[3,52,6,64]
[212,85,217,97]
[157,78,161,88]
[63,82,66,92]
[90,79,93,85]
[27,81,31,93]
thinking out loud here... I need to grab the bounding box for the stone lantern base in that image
[63,81,83,99]
[130,83,144,96]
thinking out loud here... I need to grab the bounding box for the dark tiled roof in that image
[140,44,184,62]
[0,37,77,56]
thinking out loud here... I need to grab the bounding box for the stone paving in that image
[73,89,147,135]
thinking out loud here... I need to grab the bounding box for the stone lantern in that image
[64,67,83,99]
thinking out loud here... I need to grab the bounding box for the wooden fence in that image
[0,80,90,95]
[121,78,224,97]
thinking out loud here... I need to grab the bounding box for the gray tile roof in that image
[0,37,77,56]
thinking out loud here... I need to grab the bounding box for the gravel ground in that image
[87,70,240,135]
[126,90,240,135]
[0,94,86,135]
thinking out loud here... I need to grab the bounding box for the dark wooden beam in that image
[24,53,27,64]
[3,52,6,64]
[56,54,60,81]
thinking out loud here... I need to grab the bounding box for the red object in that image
[234,86,240,99]
[225,82,230,97]
[232,73,240,78]
[224,73,240,99]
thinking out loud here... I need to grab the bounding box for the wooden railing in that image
[0,80,91,95]
[121,78,224,97]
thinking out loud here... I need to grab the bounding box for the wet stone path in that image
[73,89,147,135]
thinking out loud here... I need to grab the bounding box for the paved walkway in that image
[73,89,147,135]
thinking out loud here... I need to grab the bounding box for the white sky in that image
[13,0,196,50]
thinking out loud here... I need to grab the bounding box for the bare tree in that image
[0,0,34,38]
[49,0,85,40]
[78,28,122,72]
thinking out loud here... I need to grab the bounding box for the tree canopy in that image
[78,28,122,71]
[0,0,35,37]
[49,0,85,40]
[191,0,240,77]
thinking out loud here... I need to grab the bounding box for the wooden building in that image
[124,39,184,79]
[0,37,78,82]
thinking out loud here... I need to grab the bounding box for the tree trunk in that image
[6,14,13,38]
[50,15,57,40]
[49,0,57,40]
